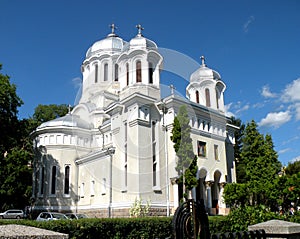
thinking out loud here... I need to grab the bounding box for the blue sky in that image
[1,0,300,165]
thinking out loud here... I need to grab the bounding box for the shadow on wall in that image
[31,145,77,219]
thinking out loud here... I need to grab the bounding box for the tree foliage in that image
[224,120,282,209]
[170,105,198,199]
[32,104,69,125]
[0,65,32,210]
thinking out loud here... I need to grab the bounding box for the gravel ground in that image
[0,224,69,239]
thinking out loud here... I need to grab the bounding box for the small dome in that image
[86,33,127,58]
[37,114,91,130]
[190,56,221,83]
[123,24,157,51]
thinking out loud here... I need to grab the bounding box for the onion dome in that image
[123,24,157,51]
[37,113,91,130]
[190,56,221,83]
[86,24,127,58]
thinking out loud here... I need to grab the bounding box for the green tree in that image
[170,105,198,200]
[224,120,282,209]
[0,64,32,210]
[285,160,300,176]
[0,64,23,152]
[229,117,246,183]
[32,104,70,125]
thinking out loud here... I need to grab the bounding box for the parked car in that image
[65,213,88,220]
[36,212,68,221]
[0,209,24,219]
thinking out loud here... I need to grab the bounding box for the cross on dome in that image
[136,24,144,36]
[109,23,117,34]
[200,56,206,66]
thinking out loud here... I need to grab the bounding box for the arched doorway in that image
[211,171,221,214]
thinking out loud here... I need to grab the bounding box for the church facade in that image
[31,25,237,217]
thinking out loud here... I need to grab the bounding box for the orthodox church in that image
[31,24,237,217]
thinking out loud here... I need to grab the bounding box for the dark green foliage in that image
[170,105,198,199]
[224,205,281,232]
[285,160,300,176]
[224,120,282,209]
[32,104,70,125]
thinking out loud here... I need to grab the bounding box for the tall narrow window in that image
[152,121,157,187]
[90,180,95,196]
[205,88,211,107]
[64,165,70,195]
[215,89,219,109]
[114,64,119,81]
[136,61,142,83]
[198,141,206,157]
[104,63,108,81]
[148,62,154,84]
[101,178,106,195]
[126,63,129,86]
[80,183,85,198]
[40,167,45,195]
[124,122,128,188]
[51,166,57,195]
[95,64,98,83]
[214,144,219,161]
[196,90,200,103]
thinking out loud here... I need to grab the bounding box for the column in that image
[206,181,212,209]
[218,183,226,209]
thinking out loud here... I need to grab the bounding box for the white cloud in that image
[235,104,250,114]
[261,85,277,98]
[278,148,291,154]
[290,156,300,163]
[225,103,235,117]
[295,103,300,120]
[258,111,291,128]
[281,78,300,102]
[243,16,255,33]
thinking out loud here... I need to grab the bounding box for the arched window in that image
[196,90,200,103]
[215,89,219,109]
[94,64,98,83]
[205,88,211,107]
[104,63,108,81]
[126,63,129,86]
[51,166,57,195]
[136,61,142,83]
[148,62,154,84]
[40,167,45,195]
[114,64,119,82]
[64,165,70,195]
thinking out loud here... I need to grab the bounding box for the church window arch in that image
[136,60,142,83]
[64,165,70,195]
[50,166,57,195]
[215,89,219,109]
[196,90,200,103]
[205,88,211,107]
[149,62,154,84]
[126,63,129,86]
[114,64,119,82]
[104,63,108,81]
[94,64,98,83]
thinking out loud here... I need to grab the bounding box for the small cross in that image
[169,84,176,95]
[68,104,71,114]
[109,23,117,34]
[136,24,144,36]
[200,56,206,66]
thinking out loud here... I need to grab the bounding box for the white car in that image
[65,213,88,219]
[36,212,68,221]
[0,209,24,219]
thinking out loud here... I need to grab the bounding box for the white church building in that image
[31,24,237,217]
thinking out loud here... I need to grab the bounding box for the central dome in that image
[86,33,127,58]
